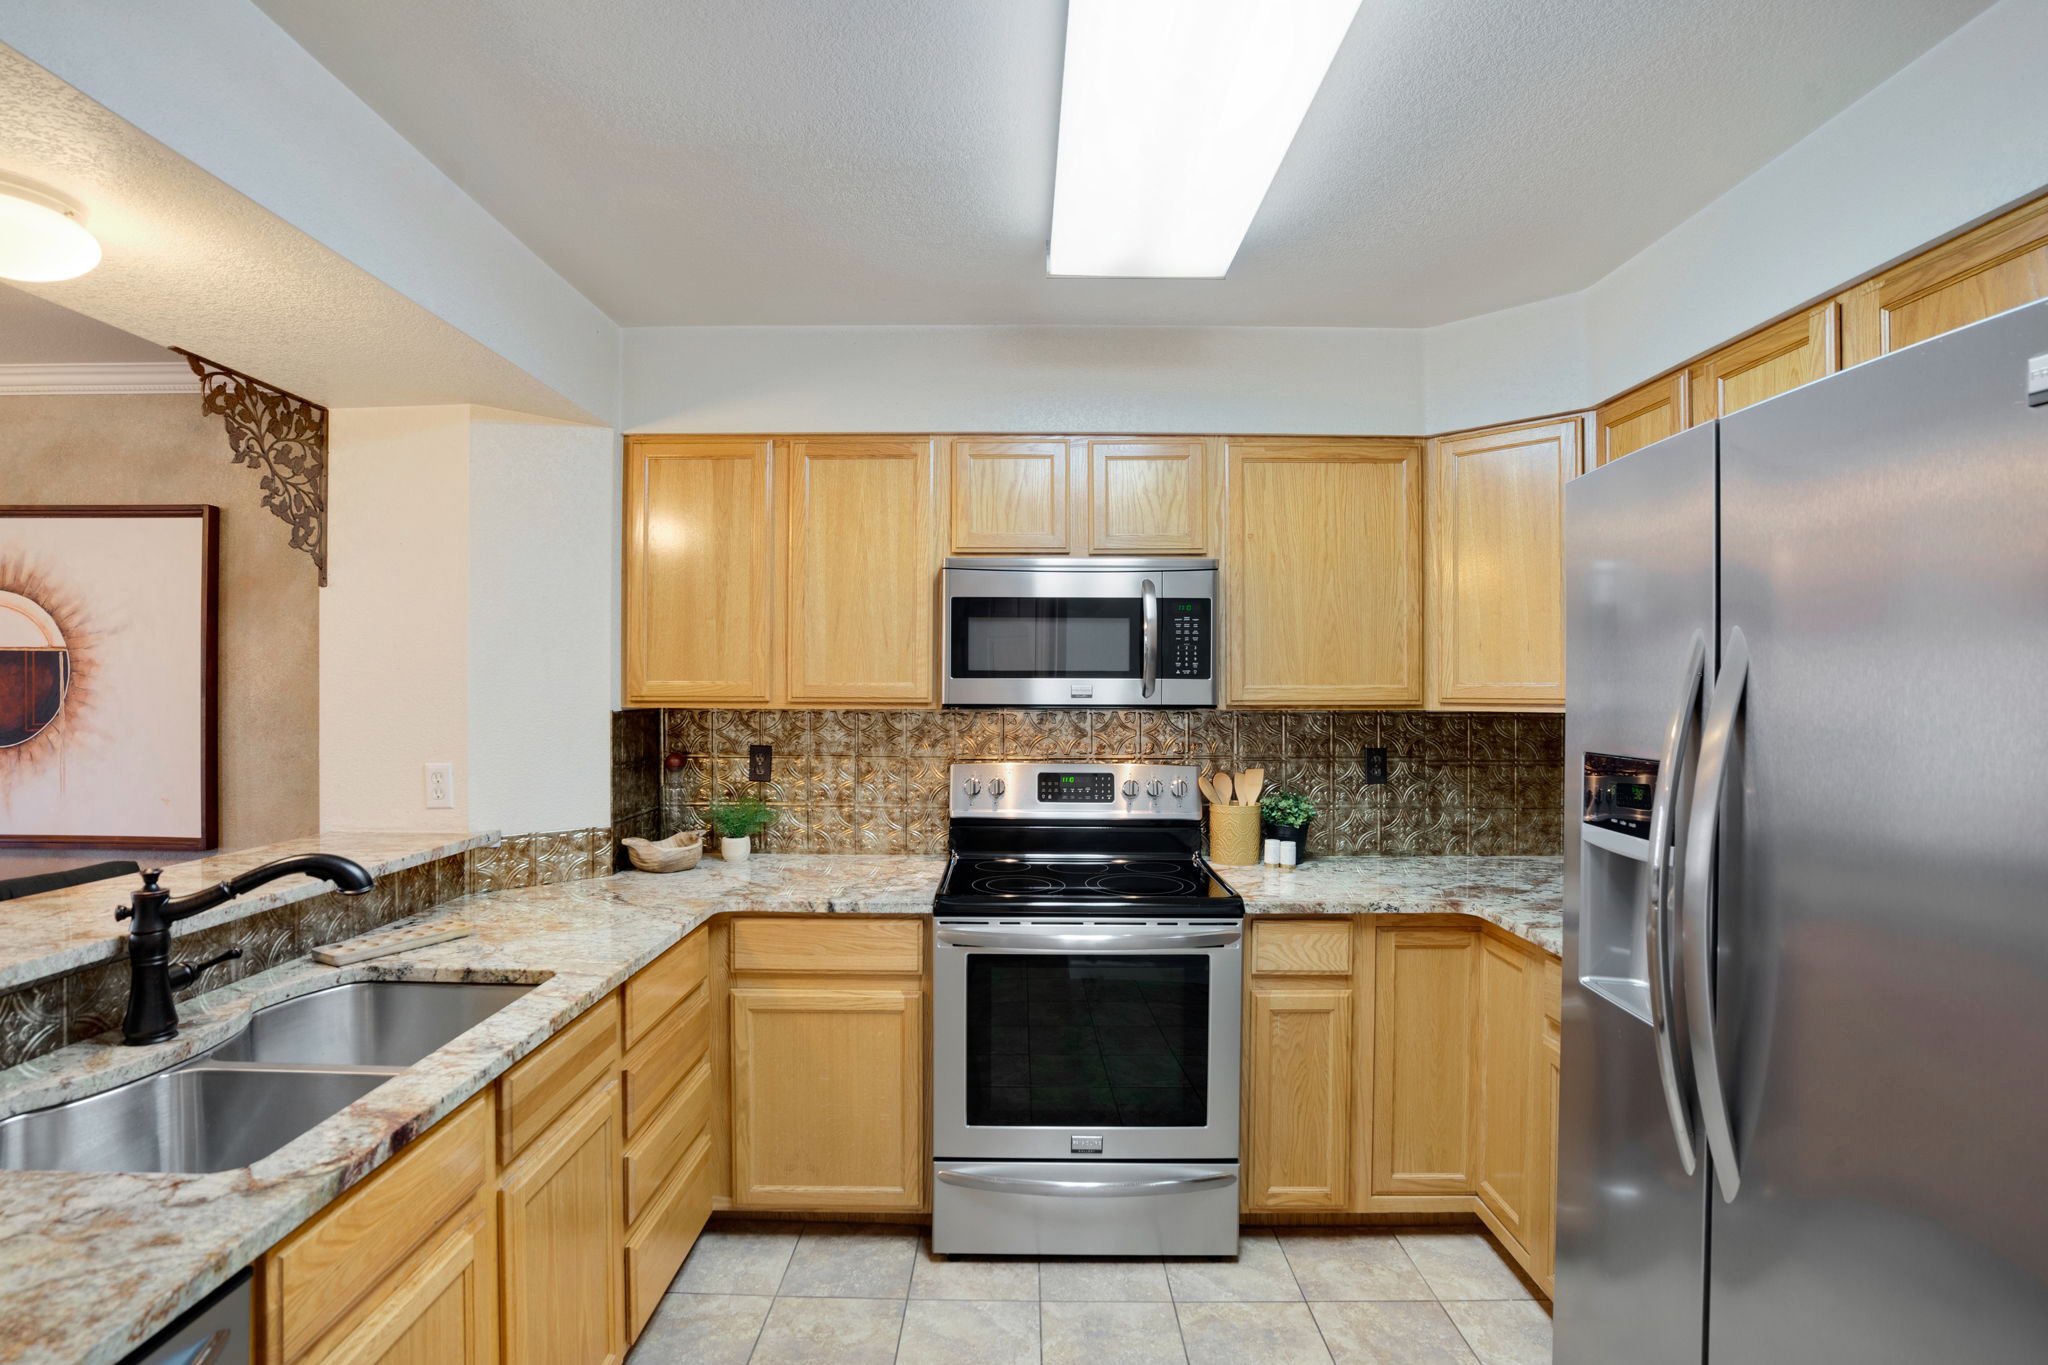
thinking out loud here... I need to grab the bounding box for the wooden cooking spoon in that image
[1197,770,1219,805]
[1214,770,1234,805]
[1237,767,1265,805]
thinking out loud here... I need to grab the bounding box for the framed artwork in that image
[0,506,219,848]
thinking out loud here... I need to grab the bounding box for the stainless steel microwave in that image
[941,557,1218,708]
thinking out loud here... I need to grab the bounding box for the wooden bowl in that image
[621,830,703,873]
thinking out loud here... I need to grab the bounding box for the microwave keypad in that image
[1163,599,1211,679]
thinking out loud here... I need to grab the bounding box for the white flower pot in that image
[720,834,751,862]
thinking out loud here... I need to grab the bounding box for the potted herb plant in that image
[1259,789,1318,863]
[705,796,775,862]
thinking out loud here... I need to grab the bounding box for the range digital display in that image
[1038,771,1114,803]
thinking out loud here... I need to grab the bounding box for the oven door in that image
[933,919,1241,1162]
[941,561,1215,707]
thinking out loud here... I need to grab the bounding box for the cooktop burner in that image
[937,855,1240,916]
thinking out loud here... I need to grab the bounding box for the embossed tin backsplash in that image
[629,709,1564,859]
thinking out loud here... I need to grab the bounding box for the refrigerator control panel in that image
[1583,753,1658,837]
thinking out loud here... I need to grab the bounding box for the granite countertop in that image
[0,830,496,992]
[0,852,1557,1365]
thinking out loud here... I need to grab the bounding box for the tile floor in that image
[629,1221,1551,1364]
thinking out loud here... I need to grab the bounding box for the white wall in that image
[320,407,472,834]
[2,0,620,423]
[1422,293,1591,434]
[622,325,1423,434]
[466,410,615,834]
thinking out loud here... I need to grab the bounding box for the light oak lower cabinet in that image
[499,1077,625,1365]
[1474,936,1541,1252]
[1371,926,1479,1197]
[1245,986,1353,1210]
[306,1211,497,1365]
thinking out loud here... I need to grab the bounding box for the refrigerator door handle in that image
[1646,630,1706,1175]
[1684,626,1749,1202]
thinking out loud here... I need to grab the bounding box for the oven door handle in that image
[936,1168,1237,1198]
[934,928,1242,951]
[1141,578,1159,698]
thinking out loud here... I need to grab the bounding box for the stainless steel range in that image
[931,761,1243,1257]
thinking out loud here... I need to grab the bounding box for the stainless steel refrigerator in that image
[1558,297,2048,1363]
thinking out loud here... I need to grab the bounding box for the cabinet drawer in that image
[497,993,621,1164]
[267,1093,493,1362]
[730,918,923,975]
[624,930,709,1047]
[622,982,708,1139]
[625,1133,713,1342]
[624,1056,713,1226]
[1251,920,1353,976]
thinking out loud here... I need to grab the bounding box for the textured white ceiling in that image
[0,283,171,364]
[255,0,1991,327]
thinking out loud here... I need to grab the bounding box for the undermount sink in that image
[0,1066,389,1174]
[0,981,534,1174]
[206,981,533,1068]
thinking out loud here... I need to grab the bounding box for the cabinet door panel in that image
[1372,927,1478,1195]
[623,438,774,704]
[1426,420,1572,709]
[1246,987,1352,1210]
[1226,440,1423,706]
[308,1212,496,1365]
[1867,195,2048,358]
[1086,438,1209,554]
[1474,937,1538,1252]
[950,438,1069,552]
[500,1081,624,1365]
[730,986,924,1209]
[1531,1012,1562,1294]
[1689,304,1836,422]
[1593,374,1686,468]
[786,437,936,703]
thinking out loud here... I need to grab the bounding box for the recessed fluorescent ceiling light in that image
[1048,0,1363,279]
[0,178,101,283]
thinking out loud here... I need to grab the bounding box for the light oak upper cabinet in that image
[1426,420,1574,711]
[1592,374,1686,468]
[1372,926,1479,1197]
[785,437,937,704]
[1225,439,1424,707]
[1085,438,1211,554]
[499,1081,625,1365]
[1839,194,2048,366]
[1688,303,1837,424]
[622,438,775,705]
[949,438,1069,553]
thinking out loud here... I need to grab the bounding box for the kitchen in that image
[0,2,2044,1363]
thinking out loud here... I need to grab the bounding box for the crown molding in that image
[0,361,201,395]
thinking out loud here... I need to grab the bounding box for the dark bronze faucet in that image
[115,854,376,1045]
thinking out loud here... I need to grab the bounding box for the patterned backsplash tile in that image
[635,708,1564,859]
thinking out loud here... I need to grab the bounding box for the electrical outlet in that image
[1362,747,1389,785]
[748,744,773,782]
[424,762,455,809]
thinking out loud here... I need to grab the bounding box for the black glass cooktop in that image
[936,855,1243,916]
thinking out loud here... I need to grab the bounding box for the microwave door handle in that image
[1141,579,1158,698]
[1646,631,1706,1175]
[1684,626,1749,1203]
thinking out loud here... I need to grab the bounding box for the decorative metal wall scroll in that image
[173,349,330,584]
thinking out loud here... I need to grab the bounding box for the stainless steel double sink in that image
[0,982,531,1176]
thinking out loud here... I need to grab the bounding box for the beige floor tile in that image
[624,1293,771,1364]
[1039,1258,1172,1302]
[1041,1301,1187,1364]
[1394,1231,1535,1302]
[748,1296,905,1365]
[1176,1300,1333,1364]
[1164,1232,1304,1302]
[909,1238,1040,1301]
[1443,1299,1552,1365]
[1312,1301,1480,1364]
[895,1299,1041,1364]
[777,1223,919,1298]
[1278,1230,1435,1301]
[674,1221,801,1295]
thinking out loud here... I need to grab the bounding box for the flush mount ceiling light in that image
[0,177,102,283]
[1048,0,1364,279]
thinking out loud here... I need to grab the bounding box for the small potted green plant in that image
[705,796,775,862]
[1259,789,1318,863]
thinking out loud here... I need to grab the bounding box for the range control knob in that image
[1121,779,1139,799]
[1146,779,1164,800]
[988,778,1006,799]
[962,777,983,801]
[1170,779,1188,799]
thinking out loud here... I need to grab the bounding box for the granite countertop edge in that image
[0,852,1557,1365]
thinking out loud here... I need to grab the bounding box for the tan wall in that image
[0,393,318,875]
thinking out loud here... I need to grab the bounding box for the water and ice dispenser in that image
[1578,752,1664,1021]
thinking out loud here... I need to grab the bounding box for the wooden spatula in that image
[1237,768,1265,805]
[1214,770,1234,805]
